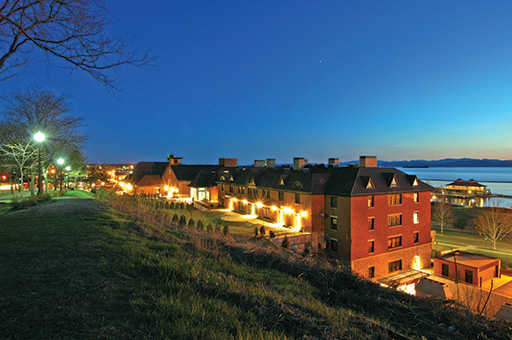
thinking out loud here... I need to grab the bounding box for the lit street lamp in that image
[33,131,45,195]
[56,158,65,191]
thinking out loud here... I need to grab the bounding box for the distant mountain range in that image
[365,158,512,167]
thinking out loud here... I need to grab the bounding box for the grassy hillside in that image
[1,192,511,339]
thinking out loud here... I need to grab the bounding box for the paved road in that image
[434,232,512,259]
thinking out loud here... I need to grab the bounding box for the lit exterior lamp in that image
[57,158,65,191]
[33,131,45,194]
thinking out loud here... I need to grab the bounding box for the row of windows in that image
[222,185,301,203]
[367,193,420,208]
[367,232,419,254]
[332,232,419,256]
[367,259,403,279]
[331,212,419,232]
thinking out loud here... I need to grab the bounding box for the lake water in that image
[398,167,512,207]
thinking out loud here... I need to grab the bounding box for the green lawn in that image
[2,196,511,339]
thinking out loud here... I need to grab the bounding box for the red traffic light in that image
[0,174,7,181]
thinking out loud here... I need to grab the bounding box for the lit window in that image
[330,217,338,231]
[387,214,402,227]
[388,194,402,205]
[368,196,374,208]
[413,192,419,203]
[390,176,399,187]
[413,212,419,224]
[387,235,402,249]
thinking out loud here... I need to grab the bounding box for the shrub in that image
[197,219,204,231]
[215,225,221,233]
[302,245,311,257]
[179,215,186,227]
[222,225,229,235]
[259,225,265,236]
[170,201,175,209]
[188,219,195,228]
[172,214,178,223]
[281,236,290,249]
[254,227,259,237]
[206,223,213,233]
[10,194,52,210]
[269,230,275,238]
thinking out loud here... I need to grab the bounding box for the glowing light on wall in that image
[232,198,237,202]
[300,210,307,217]
[271,205,277,211]
[256,202,263,208]
[412,255,421,270]
[283,207,294,214]
[228,199,234,211]
[242,199,248,204]
[164,185,169,191]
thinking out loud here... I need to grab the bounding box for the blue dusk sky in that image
[1,1,512,165]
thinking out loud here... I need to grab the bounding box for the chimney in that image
[359,156,377,168]
[293,157,307,170]
[254,160,265,167]
[167,154,183,165]
[328,158,339,167]
[266,158,276,168]
[219,158,238,167]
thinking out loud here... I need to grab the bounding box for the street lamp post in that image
[57,158,64,191]
[33,132,45,195]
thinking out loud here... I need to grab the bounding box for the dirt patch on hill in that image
[2,197,104,217]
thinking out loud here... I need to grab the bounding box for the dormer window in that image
[413,178,419,186]
[279,178,285,186]
[220,176,225,181]
[390,176,398,187]
[367,178,375,189]
[229,175,234,182]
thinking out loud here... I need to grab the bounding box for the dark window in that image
[368,266,375,279]
[413,232,419,244]
[414,192,419,203]
[229,185,233,193]
[368,240,375,254]
[267,190,271,199]
[465,269,473,284]
[330,217,338,231]
[330,239,338,253]
[388,194,402,205]
[238,202,245,213]
[278,191,284,201]
[368,196,374,207]
[221,184,224,191]
[442,263,449,277]
[330,196,337,208]
[388,260,402,273]
[387,235,402,249]
[295,193,300,204]
[387,214,402,227]
[261,189,266,197]
[368,217,375,230]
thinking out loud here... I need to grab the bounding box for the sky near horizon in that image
[1,1,512,165]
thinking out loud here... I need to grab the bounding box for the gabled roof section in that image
[170,165,224,181]
[138,175,163,187]
[130,162,168,186]
[382,172,399,188]
[189,170,218,188]
[406,175,419,186]
[323,167,433,196]
[360,176,375,189]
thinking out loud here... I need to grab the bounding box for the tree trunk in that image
[30,169,35,196]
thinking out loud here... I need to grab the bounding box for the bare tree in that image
[0,122,37,194]
[0,86,86,194]
[0,0,151,89]
[473,200,512,250]
[432,200,455,234]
